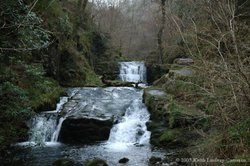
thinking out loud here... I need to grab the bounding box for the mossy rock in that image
[53,158,76,166]
[169,67,193,78]
[159,128,188,148]
[101,79,134,87]
[146,63,170,84]
[58,45,102,87]
[84,159,108,166]
[143,88,172,121]
[149,156,162,165]
[94,61,119,80]
[167,103,205,128]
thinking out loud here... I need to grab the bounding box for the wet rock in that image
[59,118,112,144]
[101,77,135,87]
[147,89,166,97]
[149,156,162,165]
[53,158,76,166]
[143,88,170,121]
[118,157,129,163]
[84,158,108,166]
[169,162,179,166]
[59,87,144,144]
[174,58,194,65]
[94,61,119,80]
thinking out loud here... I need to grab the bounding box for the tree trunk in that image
[78,0,88,12]
[157,0,166,64]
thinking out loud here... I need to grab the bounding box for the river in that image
[4,61,165,166]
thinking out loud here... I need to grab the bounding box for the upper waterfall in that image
[119,61,147,82]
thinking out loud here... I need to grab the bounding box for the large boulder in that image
[170,67,193,78]
[59,87,143,144]
[59,118,112,144]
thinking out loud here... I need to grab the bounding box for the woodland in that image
[0,0,250,165]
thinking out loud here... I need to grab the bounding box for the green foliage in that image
[59,14,73,35]
[228,118,250,146]
[160,129,181,142]
[18,26,50,49]
[0,0,50,50]
[0,0,116,153]
[84,69,103,86]
[167,103,188,128]
[34,0,63,17]
[0,81,33,151]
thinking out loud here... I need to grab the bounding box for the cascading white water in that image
[51,117,65,142]
[28,113,57,145]
[106,98,150,150]
[119,61,147,82]
[13,62,167,166]
[18,96,69,146]
[106,61,150,151]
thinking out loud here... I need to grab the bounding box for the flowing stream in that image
[7,61,164,166]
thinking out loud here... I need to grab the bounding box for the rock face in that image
[146,63,169,84]
[59,118,112,144]
[174,58,194,65]
[59,87,143,144]
[170,67,193,77]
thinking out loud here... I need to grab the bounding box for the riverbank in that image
[144,59,250,165]
[0,0,121,153]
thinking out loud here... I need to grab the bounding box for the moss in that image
[159,128,187,148]
[84,69,103,86]
[28,78,65,110]
[228,118,250,147]
[58,42,98,86]
[146,121,158,131]
[167,102,207,128]
[160,129,181,142]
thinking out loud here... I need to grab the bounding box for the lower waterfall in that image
[11,62,165,166]
[106,98,150,150]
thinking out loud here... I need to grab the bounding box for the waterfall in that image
[106,61,150,150]
[28,113,57,146]
[119,61,147,82]
[106,98,150,150]
[19,97,69,146]
[50,117,65,142]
